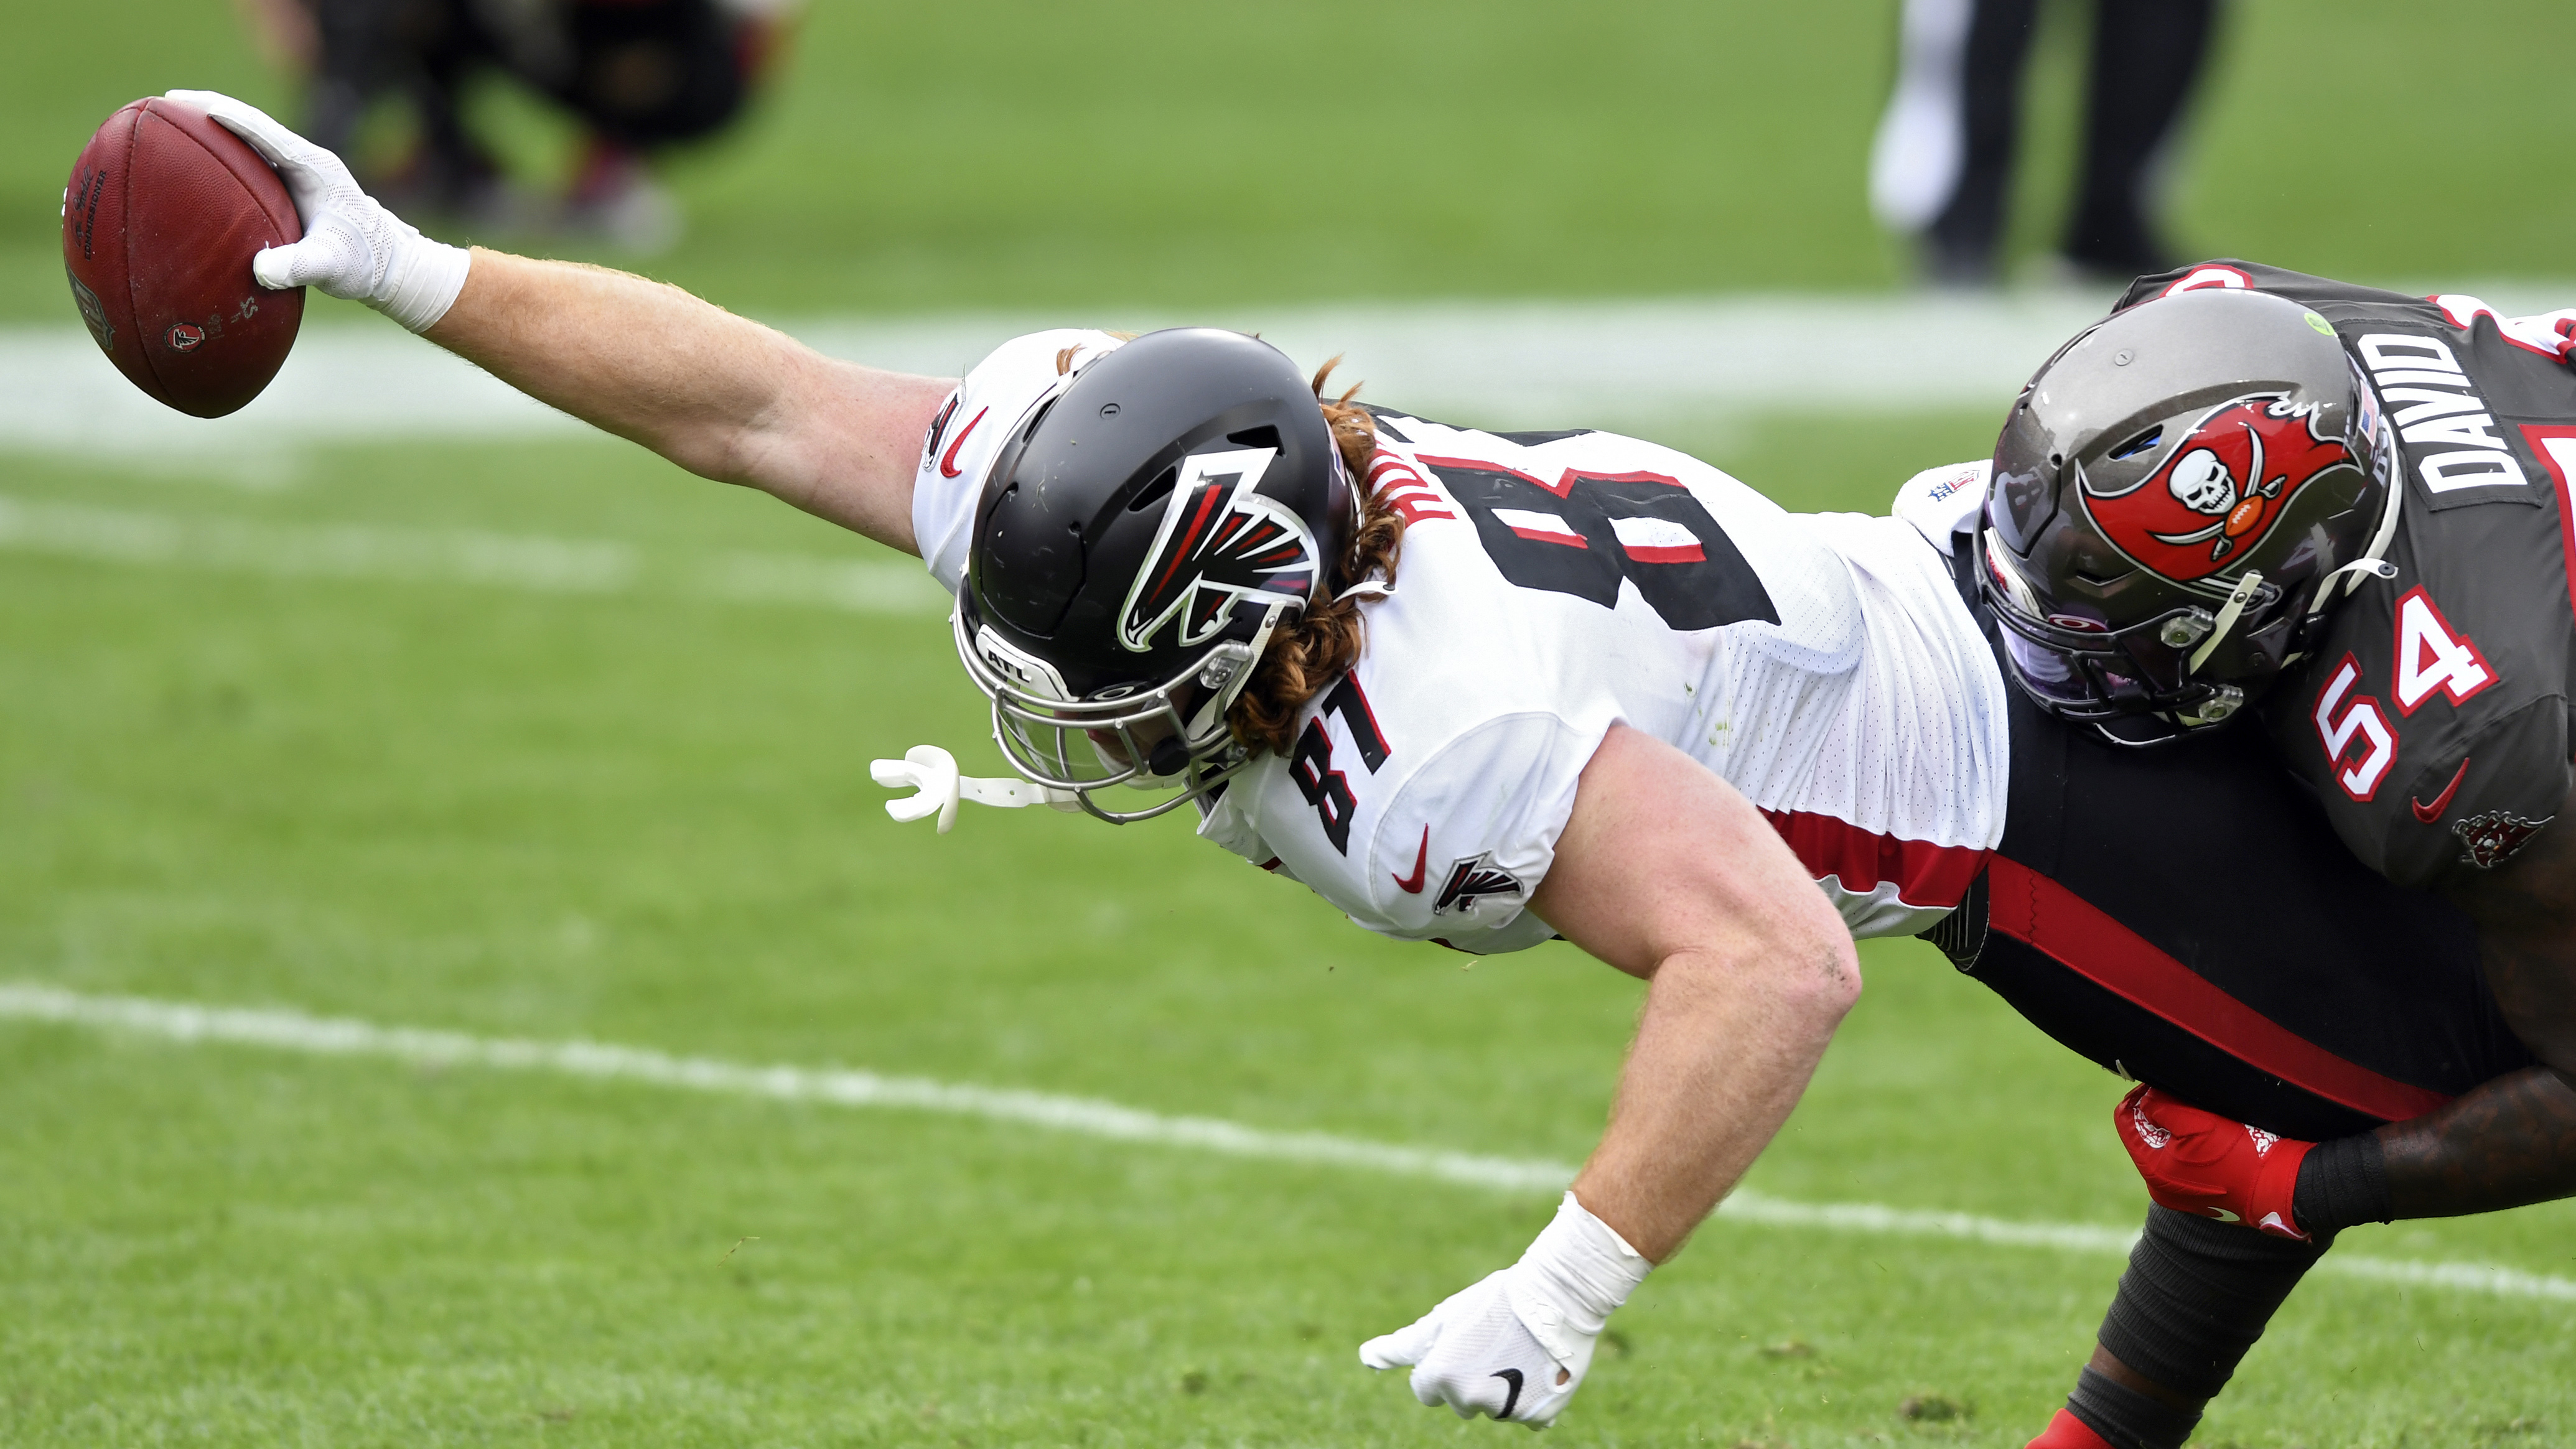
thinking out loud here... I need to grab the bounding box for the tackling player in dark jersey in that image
[1981,260,2576,1449]
[2212,263,2576,889]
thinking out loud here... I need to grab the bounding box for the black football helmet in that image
[1979,286,2399,739]
[954,328,1352,821]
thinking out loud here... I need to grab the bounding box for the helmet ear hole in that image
[1126,465,1178,513]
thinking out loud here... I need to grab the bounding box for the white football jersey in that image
[915,333,2011,953]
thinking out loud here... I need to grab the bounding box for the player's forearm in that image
[423,249,949,550]
[1535,724,1861,1263]
[2371,1065,2576,1218]
[1570,942,1856,1262]
[424,250,798,473]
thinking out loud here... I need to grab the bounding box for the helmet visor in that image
[1996,627,2167,717]
[1979,536,2228,723]
[951,602,1256,822]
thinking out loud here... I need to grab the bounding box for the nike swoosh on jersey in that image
[938,406,988,478]
[1393,826,1430,893]
[2413,757,2471,822]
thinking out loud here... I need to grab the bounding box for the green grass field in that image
[7,2,2576,1444]
[9,423,2575,1447]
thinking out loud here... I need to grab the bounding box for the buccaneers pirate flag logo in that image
[1117,447,1322,653]
[2078,394,2353,585]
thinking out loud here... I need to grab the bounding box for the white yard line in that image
[11,297,2089,460]
[14,287,2576,458]
[0,492,945,613]
[2,982,2566,1303]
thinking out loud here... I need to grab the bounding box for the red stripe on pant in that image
[1759,808,1988,911]
[1986,857,2452,1123]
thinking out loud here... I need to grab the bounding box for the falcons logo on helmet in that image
[1117,447,1321,653]
[2078,394,2354,586]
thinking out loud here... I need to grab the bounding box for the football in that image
[62,96,304,419]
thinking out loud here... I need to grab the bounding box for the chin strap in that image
[2315,556,2399,595]
[2339,427,2407,603]
[871,745,1078,834]
[2184,569,2266,677]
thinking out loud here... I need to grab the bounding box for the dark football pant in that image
[1937,682,2531,1144]
[1922,657,2532,1443]
[1872,0,2220,281]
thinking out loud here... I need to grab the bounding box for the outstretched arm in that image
[423,253,951,551]
[170,88,951,554]
[1358,724,1860,1428]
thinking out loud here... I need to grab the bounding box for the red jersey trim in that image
[1986,857,2453,1122]
[2515,425,2576,631]
[1758,809,1987,910]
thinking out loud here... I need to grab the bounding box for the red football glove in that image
[2027,1408,2116,1449]
[2113,1084,2313,1239]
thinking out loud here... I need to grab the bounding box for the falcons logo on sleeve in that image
[2078,394,2355,584]
[1433,852,1527,915]
[1116,447,1322,653]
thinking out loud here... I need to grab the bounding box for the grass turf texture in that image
[9,2,2576,1438]
[7,2,2576,322]
[5,418,2574,1446]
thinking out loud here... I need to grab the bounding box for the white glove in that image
[1359,1192,1651,1429]
[162,89,472,333]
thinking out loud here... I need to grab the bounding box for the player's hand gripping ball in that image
[2114,1084,2314,1239]
[160,90,470,333]
[62,96,304,417]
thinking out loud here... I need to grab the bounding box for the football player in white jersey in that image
[180,88,2005,1428]
[172,91,2576,1444]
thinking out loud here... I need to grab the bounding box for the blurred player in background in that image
[233,0,795,249]
[1869,0,2221,286]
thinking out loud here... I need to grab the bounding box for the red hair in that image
[1226,358,1406,755]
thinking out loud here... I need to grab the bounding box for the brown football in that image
[63,97,305,419]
